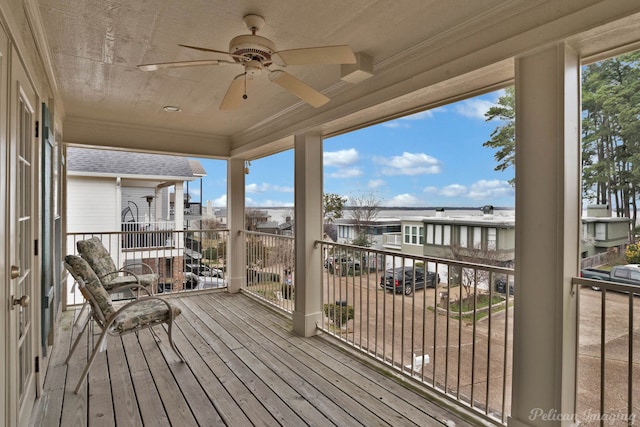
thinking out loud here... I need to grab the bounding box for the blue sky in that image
[191,89,515,209]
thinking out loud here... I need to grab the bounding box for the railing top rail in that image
[68,228,230,236]
[242,230,295,241]
[316,239,515,275]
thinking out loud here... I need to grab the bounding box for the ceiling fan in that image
[138,14,357,110]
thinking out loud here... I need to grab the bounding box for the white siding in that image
[121,187,169,222]
[67,177,119,232]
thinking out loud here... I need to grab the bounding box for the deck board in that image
[33,292,479,427]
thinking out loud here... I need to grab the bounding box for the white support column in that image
[510,43,580,427]
[154,186,162,221]
[174,182,184,248]
[227,158,245,294]
[292,133,324,337]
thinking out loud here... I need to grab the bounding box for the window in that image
[434,224,442,245]
[443,225,451,245]
[595,223,606,240]
[473,227,482,248]
[405,224,424,245]
[424,223,450,246]
[459,226,468,247]
[487,228,497,250]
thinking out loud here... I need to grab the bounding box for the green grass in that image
[449,293,503,312]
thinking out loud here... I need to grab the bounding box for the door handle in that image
[11,295,30,308]
[10,265,20,279]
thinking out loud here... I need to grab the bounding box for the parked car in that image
[326,256,361,275]
[185,262,218,276]
[580,264,640,290]
[494,276,515,295]
[379,266,440,295]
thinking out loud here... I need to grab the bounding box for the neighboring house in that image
[255,221,280,234]
[246,209,270,231]
[382,205,630,269]
[334,217,402,249]
[213,208,228,225]
[581,204,631,258]
[66,146,206,287]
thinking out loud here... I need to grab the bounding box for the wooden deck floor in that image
[31,291,479,427]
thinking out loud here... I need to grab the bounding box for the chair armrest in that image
[104,296,179,330]
[118,262,156,275]
[110,282,152,297]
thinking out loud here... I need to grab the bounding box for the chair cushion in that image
[65,255,115,318]
[77,237,118,285]
[111,299,181,334]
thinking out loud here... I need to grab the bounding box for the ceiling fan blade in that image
[220,74,253,110]
[269,70,329,108]
[138,59,234,71]
[272,45,356,66]
[179,44,246,61]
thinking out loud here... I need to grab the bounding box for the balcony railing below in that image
[66,229,229,306]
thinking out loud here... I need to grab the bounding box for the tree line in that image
[484,51,640,235]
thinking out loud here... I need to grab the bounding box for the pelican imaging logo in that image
[528,408,636,425]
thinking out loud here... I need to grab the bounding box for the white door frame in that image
[6,43,40,427]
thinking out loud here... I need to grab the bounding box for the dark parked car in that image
[495,276,515,295]
[379,266,440,295]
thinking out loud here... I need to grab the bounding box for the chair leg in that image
[65,313,90,365]
[74,328,109,394]
[72,301,90,329]
[165,322,185,363]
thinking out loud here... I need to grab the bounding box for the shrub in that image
[625,244,640,264]
[323,303,354,327]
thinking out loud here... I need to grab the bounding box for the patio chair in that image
[76,236,159,293]
[64,255,185,394]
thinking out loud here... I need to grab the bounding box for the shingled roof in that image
[67,147,204,179]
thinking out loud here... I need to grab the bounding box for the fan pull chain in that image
[243,72,248,100]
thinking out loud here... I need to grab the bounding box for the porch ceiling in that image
[34,0,640,159]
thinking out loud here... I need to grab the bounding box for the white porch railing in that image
[242,230,296,313]
[66,229,229,306]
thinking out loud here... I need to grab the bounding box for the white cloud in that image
[424,179,513,201]
[368,179,385,189]
[423,186,439,194]
[454,98,495,119]
[324,148,359,168]
[467,179,514,200]
[375,152,442,176]
[327,168,363,178]
[384,193,422,207]
[381,110,435,128]
[246,183,294,194]
[253,200,294,207]
[210,195,226,207]
[440,184,467,197]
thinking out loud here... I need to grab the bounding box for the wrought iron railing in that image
[242,230,295,313]
[571,276,639,426]
[318,241,514,425]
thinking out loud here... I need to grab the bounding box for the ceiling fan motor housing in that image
[229,35,276,65]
